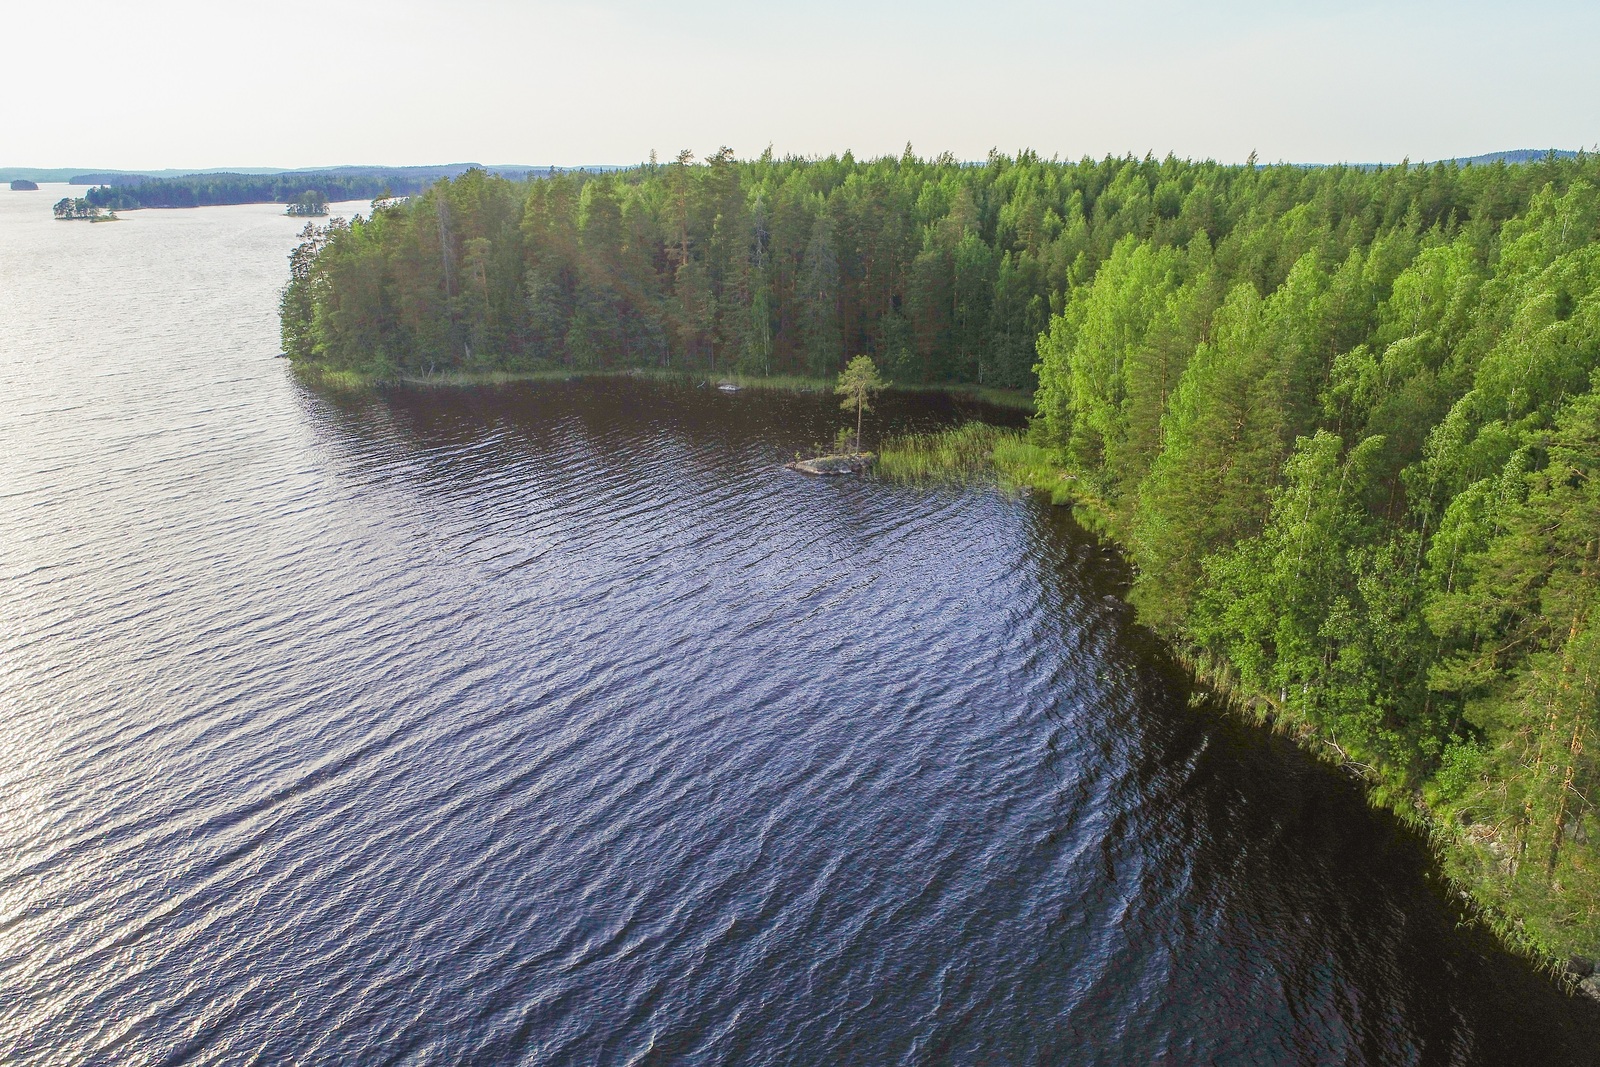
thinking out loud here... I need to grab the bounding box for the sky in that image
[3,0,1596,170]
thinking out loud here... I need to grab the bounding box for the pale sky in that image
[4,0,1595,169]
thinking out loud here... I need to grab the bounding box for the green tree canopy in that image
[836,355,889,450]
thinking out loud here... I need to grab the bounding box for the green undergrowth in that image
[290,362,1032,411]
[877,422,1109,517]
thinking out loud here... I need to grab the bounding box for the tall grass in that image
[877,422,1010,481]
[290,364,377,391]
[991,434,1080,506]
[876,421,1084,505]
[705,372,832,393]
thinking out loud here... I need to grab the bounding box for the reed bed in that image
[877,422,1083,507]
[877,422,1012,482]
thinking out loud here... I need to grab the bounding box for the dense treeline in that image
[71,173,153,187]
[83,167,538,211]
[1029,153,1600,955]
[284,148,1600,952]
[280,150,1593,393]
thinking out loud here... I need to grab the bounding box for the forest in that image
[1020,153,1600,959]
[81,166,545,211]
[52,197,107,221]
[283,148,1600,956]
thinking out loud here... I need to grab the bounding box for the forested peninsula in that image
[81,165,547,212]
[281,149,1600,962]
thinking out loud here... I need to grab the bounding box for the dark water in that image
[3,189,1599,1065]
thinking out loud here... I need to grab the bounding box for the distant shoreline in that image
[0,150,1585,187]
[289,364,1034,411]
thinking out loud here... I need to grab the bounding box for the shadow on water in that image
[1027,502,1600,1065]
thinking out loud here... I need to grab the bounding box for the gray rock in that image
[785,453,874,477]
[1569,955,1597,978]
[1578,975,1600,1002]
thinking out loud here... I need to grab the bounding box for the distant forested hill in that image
[70,173,155,187]
[81,165,553,210]
[0,166,277,184]
[1446,149,1581,166]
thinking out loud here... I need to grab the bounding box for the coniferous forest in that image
[283,148,1600,956]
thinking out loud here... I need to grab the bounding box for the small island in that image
[786,453,875,476]
[10,179,39,191]
[785,358,888,476]
[285,190,330,217]
[53,197,117,222]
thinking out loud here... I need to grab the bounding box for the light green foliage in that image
[835,354,889,448]
[1131,284,1289,626]
[1033,236,1183,476]
[1022,155,1600,954]
[1433,737,1486,802]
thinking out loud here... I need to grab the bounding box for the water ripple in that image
[2,192,1598,1065]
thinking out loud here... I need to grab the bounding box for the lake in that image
[2,185,1598,1064]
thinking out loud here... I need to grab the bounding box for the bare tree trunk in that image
[1548,712,1587,880]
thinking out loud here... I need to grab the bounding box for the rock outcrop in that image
[785,453,875,476]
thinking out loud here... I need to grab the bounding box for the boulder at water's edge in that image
[785,453,875,476]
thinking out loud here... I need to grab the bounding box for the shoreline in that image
[1171,646,1574,981]
[877,423,1597,990]
[288,363,1035,412]
[289,367,1591,989]
[1042,471,1588,986]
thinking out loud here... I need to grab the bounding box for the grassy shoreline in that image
[877,421,1588,980]
[289,363,1034,412]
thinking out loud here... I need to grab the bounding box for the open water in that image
[3,185,1599,1065]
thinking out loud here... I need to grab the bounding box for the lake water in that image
[3,184,1598,1065]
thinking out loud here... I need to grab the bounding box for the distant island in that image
[52,197,116,222]
[285,190,330,217]
[10,178,38,191]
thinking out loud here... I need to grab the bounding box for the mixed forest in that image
[282,148,1600,956]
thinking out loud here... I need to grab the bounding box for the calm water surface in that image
[3,186,1598,1065]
